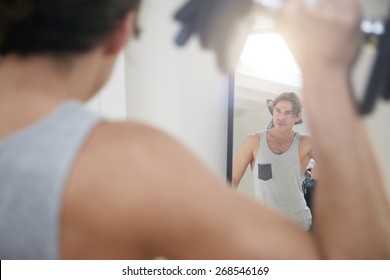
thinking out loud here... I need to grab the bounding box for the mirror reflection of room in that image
[231,21,317,229]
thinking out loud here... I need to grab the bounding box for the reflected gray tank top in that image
[0,101,101,259]
[253,130,312,230]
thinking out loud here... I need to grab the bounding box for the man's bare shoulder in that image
[60,120,226,259]
[70,121,185,186]
[244,132,260,145]
[67,118,215,201]
[300,134,313,141]
[298,134,315,161]
[299,134,314,149]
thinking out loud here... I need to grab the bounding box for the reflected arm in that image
[301,135,319,181]
[232,134,257,188]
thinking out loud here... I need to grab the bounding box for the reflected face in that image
[272,101,300,130]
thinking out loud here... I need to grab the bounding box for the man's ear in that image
[266,99,274,115]
[103,11,136,55]
[295,113,303,124]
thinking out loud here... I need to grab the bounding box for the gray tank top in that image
[0,101,102,259]
[252,130,312,230]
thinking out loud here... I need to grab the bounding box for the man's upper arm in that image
[232,135,257,187]
[300,135,319,179]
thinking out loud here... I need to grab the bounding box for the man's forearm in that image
[303,66,390,258]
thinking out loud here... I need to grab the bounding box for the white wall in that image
[123,0,230,177]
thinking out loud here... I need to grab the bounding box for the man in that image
[233,92,315,230]
[0,0,389,260]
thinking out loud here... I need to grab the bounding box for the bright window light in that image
[237,33,302,87]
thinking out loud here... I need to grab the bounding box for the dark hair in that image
[0,0,142,56]
[273,92,302,115]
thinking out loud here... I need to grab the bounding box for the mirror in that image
[231,28,313,197]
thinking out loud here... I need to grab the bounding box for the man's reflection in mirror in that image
[232,92,318,231]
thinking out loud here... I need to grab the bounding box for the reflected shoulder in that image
[246,132,260,144]
[299,134,315,159]
[300,134,313,146]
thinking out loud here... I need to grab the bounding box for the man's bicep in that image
[232,136,256,186]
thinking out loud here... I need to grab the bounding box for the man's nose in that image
[277,113,285,120]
